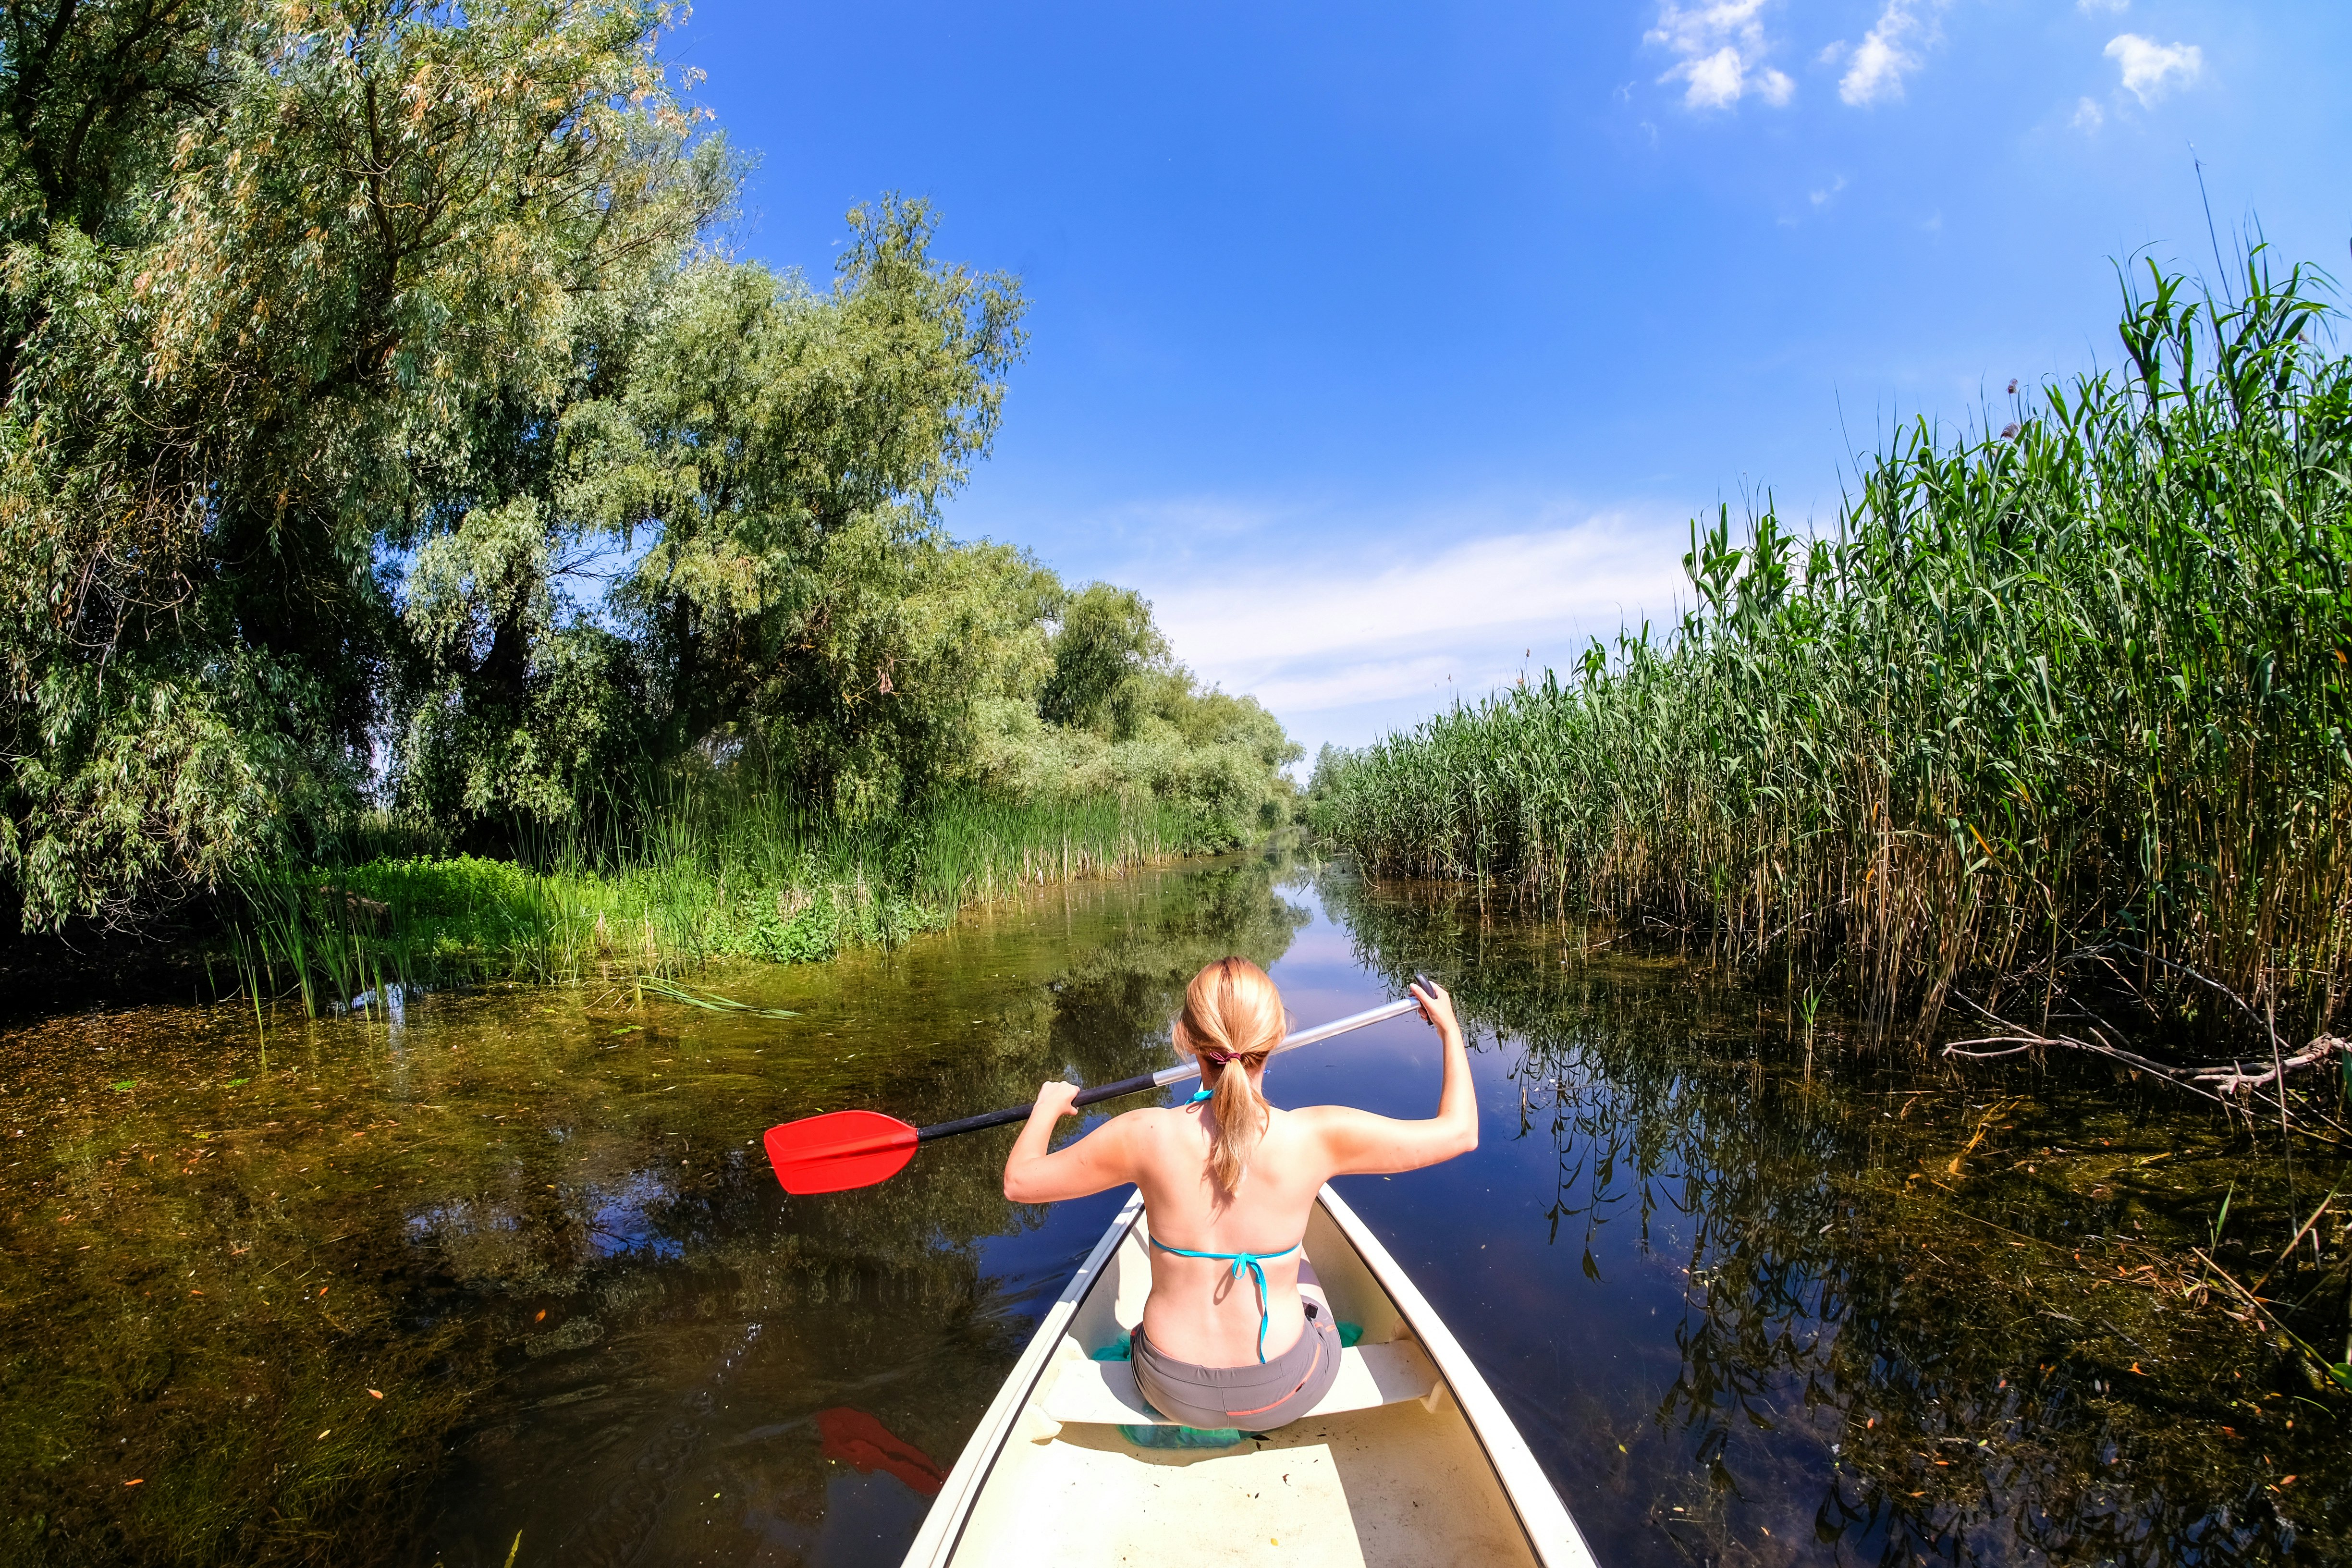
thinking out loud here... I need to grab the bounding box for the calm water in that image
[1,852,2342,1567]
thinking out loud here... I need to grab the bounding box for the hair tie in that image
[1198,1048,1237,1065]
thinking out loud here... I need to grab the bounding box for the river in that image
[1,851,2342,1566]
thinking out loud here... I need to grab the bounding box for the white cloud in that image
[1809,174,1848,206]
[1682,46,1746,109]
[2105,34,2202,106]
[2071,95,2105,131]
[1839,0,1944,107]
[1645,1,1795,111]
[2077,0,2128,13]
[1144,513,1686,723]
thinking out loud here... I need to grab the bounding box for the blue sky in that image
[665,0,2351,765]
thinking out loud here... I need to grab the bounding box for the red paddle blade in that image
[763,1109,921,1194]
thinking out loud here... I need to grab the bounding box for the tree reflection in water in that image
[1317,867,2337,1568]
[6,850,2338,1567]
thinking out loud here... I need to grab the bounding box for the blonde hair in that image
[1174,956,1287,1193]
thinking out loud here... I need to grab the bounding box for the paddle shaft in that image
[912,990,1431,1146]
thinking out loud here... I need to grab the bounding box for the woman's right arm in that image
[1307,980,1479,1175]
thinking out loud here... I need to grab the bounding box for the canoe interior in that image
[938,1194,1543,1568]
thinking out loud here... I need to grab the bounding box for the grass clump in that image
[229,787,1207,1004]
[1313,248,2352,1064]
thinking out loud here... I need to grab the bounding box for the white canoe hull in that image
[904,1185,1598,1568]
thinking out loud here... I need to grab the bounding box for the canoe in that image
[903,1184,1599,1568]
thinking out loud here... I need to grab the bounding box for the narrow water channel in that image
[2,852,2341,1566]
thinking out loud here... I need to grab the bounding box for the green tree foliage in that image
[0,0,1294,931]
[1039,581,1164,735]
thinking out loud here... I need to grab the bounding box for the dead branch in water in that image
[1938,1001,2352,1148]
[1940,1021,2348,1091]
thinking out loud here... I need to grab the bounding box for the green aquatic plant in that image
[1313,246,2352,1071]
[636,978,803,1018]
[221,785,1217,1005]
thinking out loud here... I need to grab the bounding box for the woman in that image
[1003,957,1475,1432]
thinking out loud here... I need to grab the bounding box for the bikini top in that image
[1154,1086,1303,1363]
[1147,1235,1303,1363]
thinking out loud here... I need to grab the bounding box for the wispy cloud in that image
[2071,95,2105,132]
[1645,1,1794,111]
[1810,174,1848,207]
[1839,0,1943,107]
[1144,512,1685,721]
[2105,34,2202,106]
[2076,0,2128,13]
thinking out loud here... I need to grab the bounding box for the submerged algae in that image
[2,851,2345,1567]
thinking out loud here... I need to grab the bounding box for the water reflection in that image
[0,850,2340,1567]
[0,851,1310,1568]
[1315,869,2342,1567]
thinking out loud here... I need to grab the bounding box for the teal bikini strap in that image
[1188,1087,1213,1103]
[1147,1236,1303,1362]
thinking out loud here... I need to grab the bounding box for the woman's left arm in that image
[1002,1081,1140,1202]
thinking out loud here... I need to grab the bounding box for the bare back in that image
[1124,1101,1335,1366]
[1001,976,1476,1371]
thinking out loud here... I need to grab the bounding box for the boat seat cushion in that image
[1043,1336,1443,1426]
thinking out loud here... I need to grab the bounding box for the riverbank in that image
[0,789,1249,1023]
[233,789,1225,1004]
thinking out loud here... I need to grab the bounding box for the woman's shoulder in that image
[1271,1102,1357,1126]
[1106,1103,1190,1139]
[1270,1102,1385,1141]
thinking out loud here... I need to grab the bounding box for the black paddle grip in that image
[914,1069,1164,1144]
[1073,1069,1167,1110]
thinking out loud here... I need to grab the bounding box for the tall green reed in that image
[1314,249,2352,1056]
[227,786,1198,1010]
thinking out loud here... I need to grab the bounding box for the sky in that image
[663,0,2352,767]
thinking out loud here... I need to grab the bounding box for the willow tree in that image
[0,0,728,925]
[394,196,1038,832]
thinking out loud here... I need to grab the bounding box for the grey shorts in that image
[1131,1301,1342,1431]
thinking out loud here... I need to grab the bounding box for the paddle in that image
[762,977,1440,1195]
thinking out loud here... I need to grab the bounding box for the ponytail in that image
[1175,956,1286,1193]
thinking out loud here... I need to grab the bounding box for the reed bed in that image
[1314,253,2352,1061]
[230,787,1195,1008]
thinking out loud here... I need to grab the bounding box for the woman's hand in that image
[1311,976,1478,1176]
[1002,1079,1132,1203]
[1409,977,1461,1040]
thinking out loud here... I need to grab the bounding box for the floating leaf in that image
[109,1080,135,1092]
[639,977,801,1019]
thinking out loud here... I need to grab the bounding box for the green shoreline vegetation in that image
[1308,246,2352,1401]
[0,1,1298,997]
[228,785,1230,1006]
[1312,251,2352,1126]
